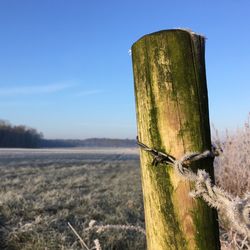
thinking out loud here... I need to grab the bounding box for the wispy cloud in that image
[76,89,103,97]
[0,82,74,96]
[0,101,53,107]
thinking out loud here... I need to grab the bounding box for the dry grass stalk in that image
[86,219,146,236]
[68,222,90,250]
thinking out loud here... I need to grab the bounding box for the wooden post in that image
[132,29,220,250]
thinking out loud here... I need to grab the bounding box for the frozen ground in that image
[0,144,247,249]
[0,147,144,250]
[0,147,139,167]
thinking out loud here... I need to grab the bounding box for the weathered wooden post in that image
[132,29,220,249]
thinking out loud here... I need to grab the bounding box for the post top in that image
[131,28,205,49]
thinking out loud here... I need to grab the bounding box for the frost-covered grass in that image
[0,149,145,250]
[214,118,250,196]
[214,114,250,249]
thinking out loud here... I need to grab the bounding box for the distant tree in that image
[0,120,43,148]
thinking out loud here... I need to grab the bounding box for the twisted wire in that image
[137,137,250,239]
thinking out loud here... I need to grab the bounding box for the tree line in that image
[0,120,43,148]
[0,120,137,148]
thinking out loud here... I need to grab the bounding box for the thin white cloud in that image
[76,89,103,96]
[0,101,53,107]
[0,82,74,96]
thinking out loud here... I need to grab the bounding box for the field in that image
[0,127,249,250]
[0,148,146,250]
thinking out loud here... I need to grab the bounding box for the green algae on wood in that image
[132,29,220,250]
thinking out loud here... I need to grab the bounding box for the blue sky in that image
[0,0,249,139]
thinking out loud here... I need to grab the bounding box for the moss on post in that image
[132,29,220,250]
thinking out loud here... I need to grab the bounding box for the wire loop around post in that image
[136,136,250,239]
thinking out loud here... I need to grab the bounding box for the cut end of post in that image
[131,28,206,49]
[174,27,206,38]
